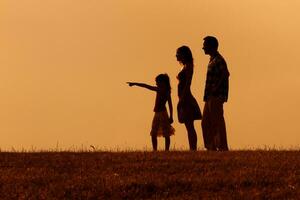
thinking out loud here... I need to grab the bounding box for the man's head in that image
[203,36,219,55]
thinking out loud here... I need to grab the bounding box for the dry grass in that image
[0,150,299,199]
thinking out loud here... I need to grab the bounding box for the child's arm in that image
[167,94,174,124]
[126,82,158,91]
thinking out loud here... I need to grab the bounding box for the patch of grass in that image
[0,151,299,199]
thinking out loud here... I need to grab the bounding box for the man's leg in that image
[212,98,228,151]
[218,110,228,151]
[201,101,216,150]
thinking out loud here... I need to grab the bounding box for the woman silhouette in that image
[176,46,202,150]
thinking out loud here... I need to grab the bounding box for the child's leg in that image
[165,136,170,151]
[151,136,157,151]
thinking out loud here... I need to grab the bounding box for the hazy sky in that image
[1,0,300,150]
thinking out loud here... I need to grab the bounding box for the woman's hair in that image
[155,73,171,92]
[176,45,194,66]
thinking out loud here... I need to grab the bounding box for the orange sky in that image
[1,0,300,150]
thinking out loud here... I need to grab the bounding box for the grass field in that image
[0,150,299,199]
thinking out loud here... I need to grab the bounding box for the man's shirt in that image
[204,52,229,102]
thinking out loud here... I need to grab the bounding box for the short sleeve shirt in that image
[203,52,229,102]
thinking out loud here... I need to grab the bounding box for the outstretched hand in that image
[126,82,135,87]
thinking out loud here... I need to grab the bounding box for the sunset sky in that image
[1,0,300,150]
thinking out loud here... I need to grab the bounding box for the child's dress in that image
[150,110,175,137]
[150,89,175,137]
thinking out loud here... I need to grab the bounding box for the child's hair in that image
[155,73,171,92]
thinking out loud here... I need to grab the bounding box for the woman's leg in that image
[151,136,157,151]
[164,136,170,151]
[184,120,197,151]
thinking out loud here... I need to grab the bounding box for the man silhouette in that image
[201,36,229,151]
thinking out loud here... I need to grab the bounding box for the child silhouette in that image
[127,74,175,151]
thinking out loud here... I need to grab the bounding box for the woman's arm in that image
[167,94,174,124]
[180,65,193,102]
[126,82,158,91]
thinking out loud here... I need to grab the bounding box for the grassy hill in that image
[0,151,299,199]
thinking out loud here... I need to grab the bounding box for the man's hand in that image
[211,84,218,94]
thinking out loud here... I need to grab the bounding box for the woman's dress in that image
[177,67,202,123]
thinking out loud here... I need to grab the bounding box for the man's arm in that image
[212,61,229,92]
